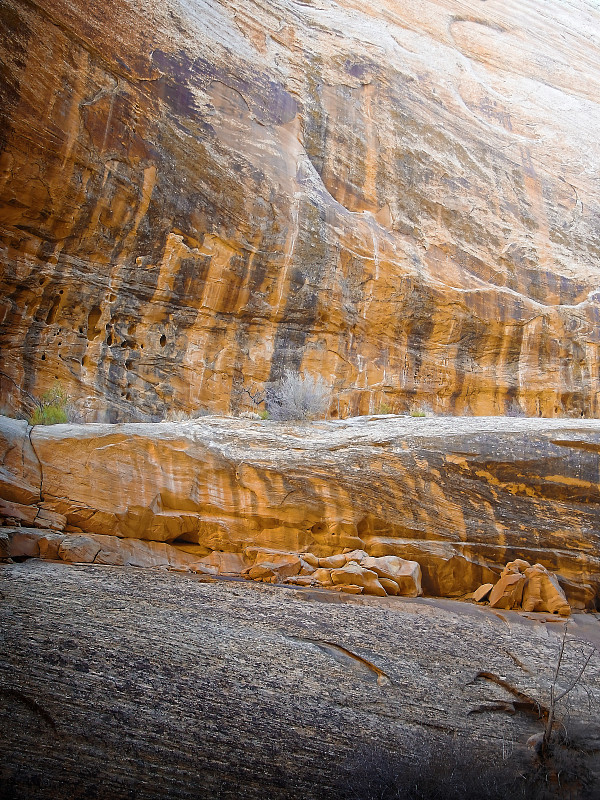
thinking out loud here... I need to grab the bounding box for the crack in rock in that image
[289,635,392,686]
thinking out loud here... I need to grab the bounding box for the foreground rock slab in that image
[1,562,599,799]
[1,414,599,605]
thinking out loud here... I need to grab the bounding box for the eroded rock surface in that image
[1,414,599,606]
[1,562,599,799]
[1,0,600,420]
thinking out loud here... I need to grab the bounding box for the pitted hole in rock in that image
[311,521,328,535]
[41,354,45,360]
[159,334,166,348]
[87,306,102,340]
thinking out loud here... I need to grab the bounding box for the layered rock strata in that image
[1,0,600,420]
[1,414,598,607]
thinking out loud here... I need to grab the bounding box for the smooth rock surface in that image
[1,562,599,799]
[1,1,600,420]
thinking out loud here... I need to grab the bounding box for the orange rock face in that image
[1,414,599,607]
[1,1,600,420]
[480,559,571,615]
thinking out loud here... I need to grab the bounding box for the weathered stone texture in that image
[1,414,599,607]
[1,1,600,420]
[1,562,599,799]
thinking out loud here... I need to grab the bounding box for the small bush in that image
[164,409,193,422]
[163,408,210,422]
[266,370,330,422]
[29,405,68,425]
[409,409,426,417]
[29,382,69,426]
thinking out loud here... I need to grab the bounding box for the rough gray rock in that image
[0,562,599,799]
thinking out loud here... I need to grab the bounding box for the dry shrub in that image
[266,370,329,421]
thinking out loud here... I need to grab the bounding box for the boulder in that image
[4,527,46,558]
[360,555,422,597]
[378,577,400,596]
[299,552,319,568]
[485,560,571,615]
[333,585,364,595]
[245,554,302,582]
[522,564,570,616]
[247,564,277,581]
[311,568,333,586]
[473,583,494,603]
[488,572,527,610]
[317,553,347,569]
[330,562,386,597]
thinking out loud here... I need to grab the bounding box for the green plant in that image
[29,382,69,426]
[259,409,270,420]
[409,409,426,417]
[376,403,392,415]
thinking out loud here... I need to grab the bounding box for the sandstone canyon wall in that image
[2,0,600,421]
